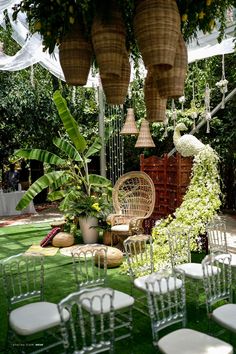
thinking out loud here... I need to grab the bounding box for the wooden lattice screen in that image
[140,153,193,232]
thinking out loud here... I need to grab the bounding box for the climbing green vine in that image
[121,144,222,274]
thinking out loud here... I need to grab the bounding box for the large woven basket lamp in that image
[100,51,131,105]
[92,0,126,78]
[135,119,155,148]
[120,108,139,135]
[134,0,181,71]
[155,33,188,98]
[59,22,93,86]
[144,70,167,122]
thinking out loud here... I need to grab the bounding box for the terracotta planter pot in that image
[79,216,98,244]
[103,230,112,245]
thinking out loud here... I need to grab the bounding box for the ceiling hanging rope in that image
[191,82,198,130]
[171,99,177,127]
[215,54,228,109]
[204,84,211,133]
[135,119,155,148]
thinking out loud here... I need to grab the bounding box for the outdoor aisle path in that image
[0,205,236,252]
[0,203,64,228]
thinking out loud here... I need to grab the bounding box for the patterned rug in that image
[25,244,59,256]
[60,244,105,257]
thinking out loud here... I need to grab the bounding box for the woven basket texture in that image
[113,171,156,218]
[92,3,126,77]
[52,232,74,248]
[155,34,188,98]
[120,108,139,135]
[144,70,167,122]
[59,22,92,86]
[134,0,181,70]
[135,119,155,148]
[101,52,130,105]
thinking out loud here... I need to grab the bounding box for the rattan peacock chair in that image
[107,171,155,249]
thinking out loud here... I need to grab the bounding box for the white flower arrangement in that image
[121,145,221,275]
[178,96,186,103]
[215,79,228,93]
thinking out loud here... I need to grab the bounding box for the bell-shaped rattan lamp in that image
[135,119,156,148]
[120,108,139,135]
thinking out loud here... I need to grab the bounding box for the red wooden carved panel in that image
[140,153,193,232]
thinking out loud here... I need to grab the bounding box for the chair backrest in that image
[112,171,155,218]
[1,253,44,309]
[206,218,228,254]
[202,253,232,314]
[72,247,108,290]
[145,269,186,344]
[124,234,154,278]
[167,228,192,268]
[58,287,115,353]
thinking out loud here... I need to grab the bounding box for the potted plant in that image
[14,90,112,244]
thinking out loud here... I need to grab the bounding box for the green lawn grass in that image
[0,223,235,353]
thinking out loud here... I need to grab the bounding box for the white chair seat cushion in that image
[158,328,233,354]
[134,273,183,293]
[215,253,236,267]
[80,287,134,315]
[10,301,70,336]
[175,263,219,280]
[111,224,129,232]
[213,303,236,332]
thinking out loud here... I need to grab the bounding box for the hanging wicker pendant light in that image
[120,108,139,135]
[135,119,156,148]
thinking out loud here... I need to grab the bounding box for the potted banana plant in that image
[14,90,112,244]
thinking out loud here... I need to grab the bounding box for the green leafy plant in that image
[14,90,112,224]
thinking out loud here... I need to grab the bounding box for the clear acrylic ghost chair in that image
[1,253,70,354]
[145,269,233,354]
[123,234,154,315]
[58,287,115,354]
[206,217,236,302]
[206,217,236,266]
[167,227,219,306]
[72,247,134,343]
[202,253,236,337]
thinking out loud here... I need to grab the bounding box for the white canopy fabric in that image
[0,1,235,85]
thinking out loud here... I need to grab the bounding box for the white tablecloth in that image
[0,191,36,216]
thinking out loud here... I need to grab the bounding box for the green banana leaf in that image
[88,174,112,188]
[50,175,70,191]
[15,149,66,166]
[53,90,87,153]
[85,137,102,159]
[16,171,66,210]
[53,137,82,162]
[47,190,66,201]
